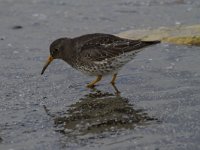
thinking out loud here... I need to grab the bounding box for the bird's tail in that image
[143,40,161,45]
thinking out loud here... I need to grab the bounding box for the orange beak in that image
[41,55,54,75]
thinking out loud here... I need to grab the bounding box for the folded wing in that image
[75,33,160,62]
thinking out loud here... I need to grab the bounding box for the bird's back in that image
[72,33,160,75]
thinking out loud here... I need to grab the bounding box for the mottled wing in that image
[76,34,159,61]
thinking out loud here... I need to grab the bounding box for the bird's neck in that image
[61,39,76,66]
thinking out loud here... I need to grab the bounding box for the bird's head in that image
[41,38,70,75]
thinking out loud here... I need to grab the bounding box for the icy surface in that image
[0,0,200,150]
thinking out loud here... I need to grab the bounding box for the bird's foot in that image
[110,81,115,85]
[86,75,102,88]
[86,84,96,88]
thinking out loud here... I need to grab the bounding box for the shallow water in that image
[0,0,200,150]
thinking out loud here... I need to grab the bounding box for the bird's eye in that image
[50,48,59,56]
[52,48,59,55]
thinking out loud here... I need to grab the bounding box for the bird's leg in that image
[110,73,117,85]
[86,75,102,88]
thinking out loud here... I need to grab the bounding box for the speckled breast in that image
[74,50,140,76]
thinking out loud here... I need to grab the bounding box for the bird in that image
[41,33,160,88]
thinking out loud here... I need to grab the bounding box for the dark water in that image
[0,0,200,149]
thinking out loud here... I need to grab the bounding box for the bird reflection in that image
[111,83,121,95]
[51,89,156,135]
